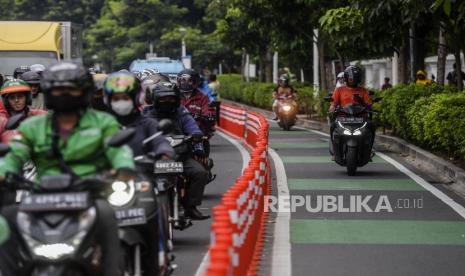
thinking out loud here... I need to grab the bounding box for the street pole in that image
[313,29,319,95]
[300,68,305,83]
[182,39,186,58]
[246,54,250,82]
[392,52,399,85]
[273,51,279,84]
[219,63,223,75]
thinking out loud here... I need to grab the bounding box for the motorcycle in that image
[330,103,377,176]
[0,128,135,275]
[277,96,297,131]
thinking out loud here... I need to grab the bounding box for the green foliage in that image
[378,84,465,157]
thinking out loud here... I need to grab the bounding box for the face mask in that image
[158,101,177,114]
[46,94,87,113]
[111,100,134,116]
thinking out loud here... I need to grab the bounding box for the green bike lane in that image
[268,124,465,276]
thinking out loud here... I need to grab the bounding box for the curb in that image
[221,99,465,198]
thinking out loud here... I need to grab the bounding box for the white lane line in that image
[269,148,292,276]
[377,152,465,219]
[195,130,250,276]
[267,118,330,138]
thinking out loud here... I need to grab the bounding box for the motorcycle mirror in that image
[5,113,26,130]
[158,119,174,135]
[373,97,383,103]
[107,128,136,147]
[323,96,333,102]
[0,143,10,157]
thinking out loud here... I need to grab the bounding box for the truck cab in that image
[0,21,83,77]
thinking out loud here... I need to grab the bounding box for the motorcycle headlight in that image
[108,180,136,207]
[282,105,292,112]
[353,122,367,136]
[33,243,75,260]
[338,121,352,136]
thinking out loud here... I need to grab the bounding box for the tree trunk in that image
[437,22,447,86]
[318,39,327,92]
[265,51,273,83]
[258,55,265,82]
[241,50,246,81]
[398,43,409,84]
[454,50,463,91]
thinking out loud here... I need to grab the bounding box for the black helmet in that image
[177,69,200,93]
[343,66,362,88]
[41,62,95,112]
[142,73,171,104]
[13,66,30,79]
[152,82,180,114]
[278,74,290,87]
[20,71,41,85]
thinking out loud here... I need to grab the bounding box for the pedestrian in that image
[381,77,392,90]
[208,74,220,99]
[415,70,433,85]
[446,63,465,86]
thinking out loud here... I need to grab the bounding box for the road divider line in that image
[269,148,292,276]
[377,152,465,219]
[195,130,250,276]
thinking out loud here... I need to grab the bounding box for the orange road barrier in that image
[206,104,270,276]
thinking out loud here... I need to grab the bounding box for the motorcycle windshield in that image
[341,104,366,115]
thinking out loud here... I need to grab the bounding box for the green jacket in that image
[0,216,9,245]
[0,109,134,180]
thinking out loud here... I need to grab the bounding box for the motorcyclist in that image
[329,66,372,113]
[0,62,134,276]
[0,79,47,143]
[178,69,216,143]
[415,70,433,85]
[12,66,30,79]
[103,71,174,275]
[272,74,296,120]
[328,65,374,158]
[20,70,46,110]
[104,71,174,159]
[141,72,171,106]
[144,82,210,220]
[92,73,108,111]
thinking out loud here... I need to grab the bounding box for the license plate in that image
[155,161,184,174]
[19,192,90,212]
[115,208,147,226]
[338,117,364,124]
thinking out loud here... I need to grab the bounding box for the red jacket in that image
[180,90,215,135]
[0,107,47,143]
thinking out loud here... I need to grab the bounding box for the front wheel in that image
[346,147,358,176]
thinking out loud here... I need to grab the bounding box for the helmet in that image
[93,73,108,91]
[278,74,290,87]
[151,82,180,113]
[416,70,426,77]
[41,62,94,112]
[0,79,32,113]
[337,72,345,80]
[13,66,30,79]
[343,66,362,88]
[30,64,46,76]
[20,71,41,85]
[141,73,171,104]
[177,69,200,93]
[103,72,141,108]
[136,68,160,80]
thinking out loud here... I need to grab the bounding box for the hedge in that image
[377,83,465,158]
[217,74,329,118]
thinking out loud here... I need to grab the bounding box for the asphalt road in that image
[172,132,243,276]
[268,122,465,276]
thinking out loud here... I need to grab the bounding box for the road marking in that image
[377,152,465,219]
[288,178,424,191]
[291,219,465,245]
[270,141,328,149]
[269,148,292,276]
[195,130,250,276]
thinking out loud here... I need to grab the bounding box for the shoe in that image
[185,206,210,220]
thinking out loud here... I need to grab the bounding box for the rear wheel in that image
[346,147,358,176]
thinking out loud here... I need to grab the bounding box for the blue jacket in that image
[142,106,204,152]
[199,80,216,101]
